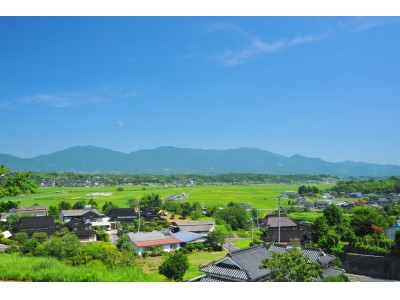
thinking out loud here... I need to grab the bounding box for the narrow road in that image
[345,273,399,282]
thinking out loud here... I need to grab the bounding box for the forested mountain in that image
[1,145,400,176]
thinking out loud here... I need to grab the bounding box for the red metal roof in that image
[134,238,181,247]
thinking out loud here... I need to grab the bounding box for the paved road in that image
[345,273,399,282]
[0,244,9,252]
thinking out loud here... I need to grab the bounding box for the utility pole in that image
[137,205,141,233]
[278,196,281,244]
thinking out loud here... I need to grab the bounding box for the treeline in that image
[332,176,400,194]
[32,172,339,186]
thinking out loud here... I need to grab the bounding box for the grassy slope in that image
[0,253,149,282]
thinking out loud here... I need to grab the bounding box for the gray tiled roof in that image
[229,246,271,280]
[199,265,249,281]
[61,209,103,217]
[263,216,298,228]
[127,230,174,242]
[172,221,215,233]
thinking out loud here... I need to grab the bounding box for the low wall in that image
[339,253,400,281]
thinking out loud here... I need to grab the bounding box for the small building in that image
[127,230,181,255]
[349,192,363,198]
[12,216,59,237]
[140,208,165,223]
[314,200,332,209]
[9,205,48,217]
[62,218,97,242]
[108,208,138,223]
[59,208,110,230]
[377,198,390,207]
[170,221,215,234]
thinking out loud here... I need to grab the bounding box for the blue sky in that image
[1,17,400,165]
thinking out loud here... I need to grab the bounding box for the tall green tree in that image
[207,228,225,250]
[217,203,249,231]
[260,247,323,282]
[158,252,189,282]
[323,204,343,227]
[0,166,38,198]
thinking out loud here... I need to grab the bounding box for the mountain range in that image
[1,145,400,177]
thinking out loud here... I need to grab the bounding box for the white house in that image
[127,230,182,255]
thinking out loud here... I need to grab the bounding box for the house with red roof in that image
[127,230,181,255]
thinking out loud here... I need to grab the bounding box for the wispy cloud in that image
[341,17,400,33]
[206,17,399,66]
[117,120,124,127]
[0,102,15,110]
[12,85,138,109]
[20,92,104,108]
[217,34,323,66]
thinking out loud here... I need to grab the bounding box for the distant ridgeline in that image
[2,145,400,176]
[31,172,339,186]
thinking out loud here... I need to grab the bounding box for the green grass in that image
[232,239,251,249]
[0,253,150,282]
[287,211,323,223]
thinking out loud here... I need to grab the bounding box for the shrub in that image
[155,225,163,231]
[5,245,20,254]
[20,238,39,254]
[144,226,153,232]
[141,251,149,258]
[158,252,189,282]
[14,232,29,244]
[32,232,48,243]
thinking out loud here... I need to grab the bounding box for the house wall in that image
[339,253,400,281]
[132,243,181,255]
[384,226,400,240]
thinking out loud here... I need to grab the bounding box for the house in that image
[261,214,311,245]
[140,208,165,223]
[170,221,215,234]
[127,230,181,255]
[9,205,48,217]
[384,223,400,240]
[377,198,390,207]
[296,197,306,205]
[12,216,59,237]
[314,200,332,209]
[62,218,97,242]
[108,208,138,223]
[280,192,299,199]
[189,243,340,282]
[349,192,363,198]
[59,208,110,230]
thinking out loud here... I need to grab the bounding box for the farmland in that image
[1,183,334,212]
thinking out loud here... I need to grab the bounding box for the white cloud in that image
[218,34,323,66]
[117,120,124,127]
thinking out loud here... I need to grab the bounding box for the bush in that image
[5,245,20,254]
[194,243,204,251]
[14,232,29,244]
[143,226,152,232]
[32,232,48,243]
[141,251,149,258]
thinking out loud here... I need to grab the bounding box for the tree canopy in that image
[0,165,38,198]
[158,252,189,282]
[260,247,323,282]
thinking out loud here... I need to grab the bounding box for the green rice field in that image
[2,183,334,212]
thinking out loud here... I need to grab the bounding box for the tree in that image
[116,235,133,251]
[207,228,225,250]
[0,200,20,213]
[102,201,118,214]
[88,198,98,209]
[158,252,189,282]
[72,200,87,209]
[140,193,162,211]
[260,247,323,282]
[311,216,330,244]
[217,203,249,231]
[48,206,59,218]
[0,166,38,198]
[351,206,393,236]
[58,201,72,211]
[14,232,29,244]
[323,204,343,227]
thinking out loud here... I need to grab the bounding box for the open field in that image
[2,183,334,212]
